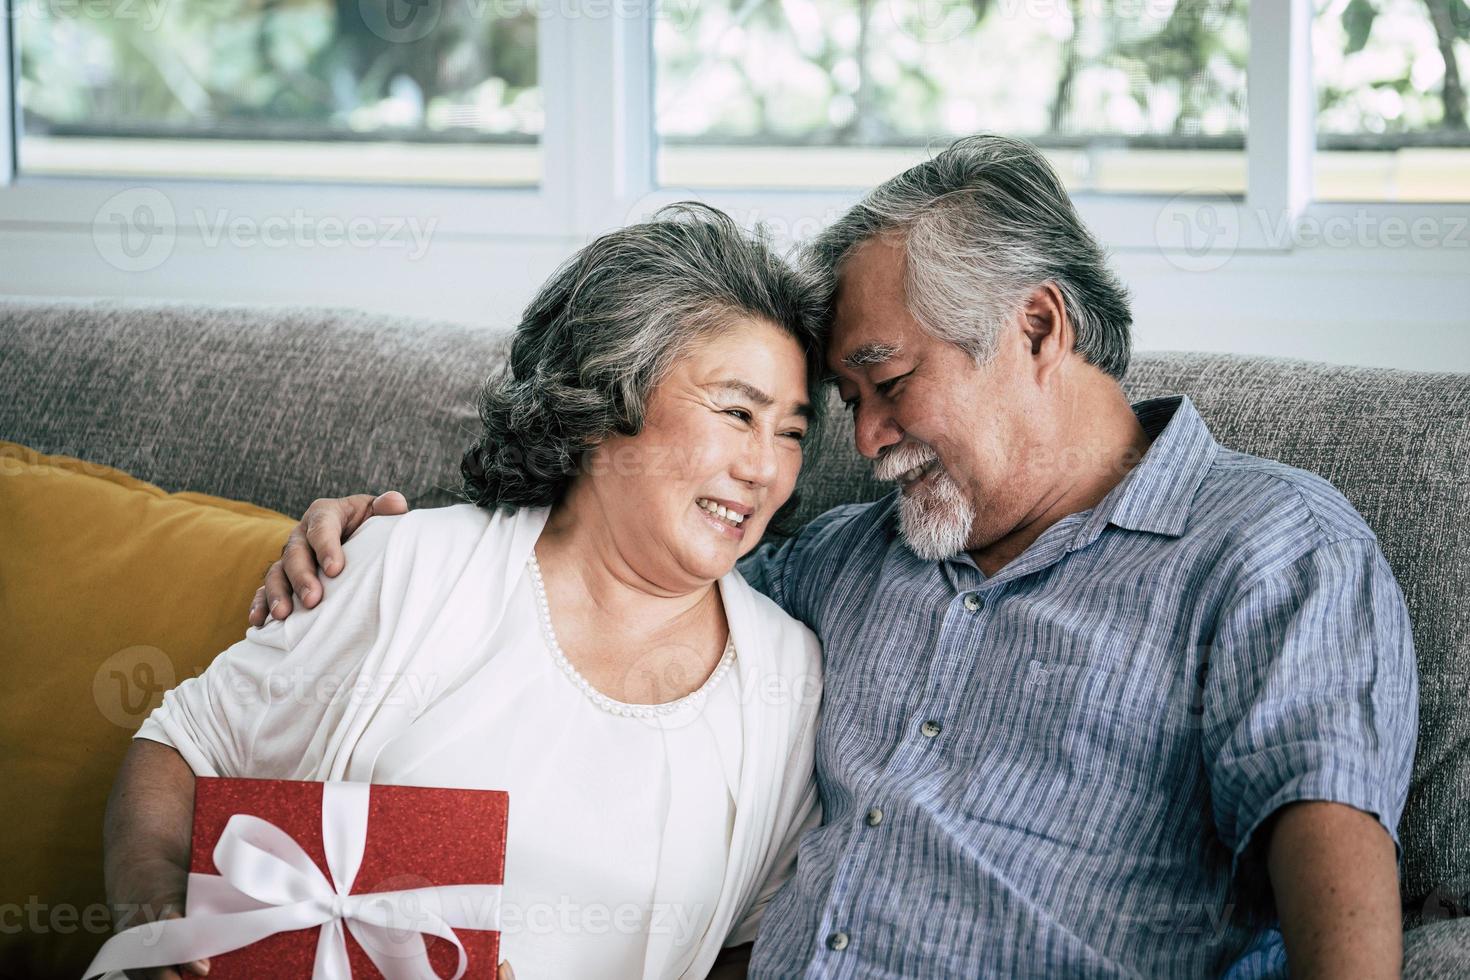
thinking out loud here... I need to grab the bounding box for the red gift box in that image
[84,776,508,979]
[185,777,509,978]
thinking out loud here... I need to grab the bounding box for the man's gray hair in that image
[455,202,825,512]
[805,134,1133,380]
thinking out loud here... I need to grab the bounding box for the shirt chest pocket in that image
[1025,646,1206,748]
[1012,603,1204,725]
[968,650,1208,852]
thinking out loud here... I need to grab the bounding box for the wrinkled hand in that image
[247,491,410,628]
[114,900,208,980]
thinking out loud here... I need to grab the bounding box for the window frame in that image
[0,0,1465,257]
[1,0,13,188]
[0,0,597,239]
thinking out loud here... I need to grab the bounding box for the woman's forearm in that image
[102,738,197,927]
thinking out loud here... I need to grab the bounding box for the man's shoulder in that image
[735,495,899,622]
[789,494,900,554]
[732,577,824,671]
[1196,448,1379,573]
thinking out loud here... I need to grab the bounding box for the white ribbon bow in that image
[83,782,503,980]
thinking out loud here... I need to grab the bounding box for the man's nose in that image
[853,403,903,460]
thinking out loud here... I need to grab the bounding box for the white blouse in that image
[130,503,822,980]
[368,554,743,978]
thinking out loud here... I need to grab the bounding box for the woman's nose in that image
[732,433,780,486]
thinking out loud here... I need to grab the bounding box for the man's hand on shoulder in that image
[247,491,410,628]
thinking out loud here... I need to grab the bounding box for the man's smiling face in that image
[826,236,1059,561]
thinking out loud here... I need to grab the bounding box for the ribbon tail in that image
[315,917,354,980]
[346,919,437,980]
[344,890,478,980]
[81,904,331,979]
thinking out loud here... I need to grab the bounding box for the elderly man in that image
[250,136,1417,978]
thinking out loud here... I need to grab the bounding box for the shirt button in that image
[920,720,942,738]
[826,930,850,951]
[865,807,883,827]
[963,593,981,611]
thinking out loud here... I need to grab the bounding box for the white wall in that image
[1116,246,1470,371]
[2,215,1464,373]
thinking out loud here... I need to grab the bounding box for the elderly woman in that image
[101,205,825,980]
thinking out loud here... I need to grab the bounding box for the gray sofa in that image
[2,296,1467,974]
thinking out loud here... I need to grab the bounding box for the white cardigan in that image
[135,503,823,979]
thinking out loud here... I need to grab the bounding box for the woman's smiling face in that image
[576,316,813,585]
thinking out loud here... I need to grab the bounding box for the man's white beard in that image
[897,467,975,561]
[872,440,976,561]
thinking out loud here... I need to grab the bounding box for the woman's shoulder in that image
[371,503,551,600]
[362,502,502,560]
[392,500,498,537]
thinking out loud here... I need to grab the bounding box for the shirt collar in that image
[1072,393,1219,543]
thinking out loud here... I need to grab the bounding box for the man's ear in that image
[1020,283,1070,381]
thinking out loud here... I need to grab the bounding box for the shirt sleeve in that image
[733,539,784,606]
[736,503,870,627]
[132,514,399,779]
[1201,535,1419,910]
[723,627,824,947]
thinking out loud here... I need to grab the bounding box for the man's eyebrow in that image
[840,342,903,370]
[703,380,813,420]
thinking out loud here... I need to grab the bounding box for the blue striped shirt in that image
[737,394,1418,979]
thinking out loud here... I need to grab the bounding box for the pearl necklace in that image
[526,554,736,719]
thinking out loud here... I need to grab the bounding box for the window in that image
[656,0,1249,194]
[16,1,541,185]
[1,0,1465,236]
[1314,0,1470,201]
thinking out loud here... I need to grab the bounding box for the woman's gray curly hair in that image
[453,203,827,518]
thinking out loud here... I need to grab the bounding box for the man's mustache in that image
[873,441,940,482]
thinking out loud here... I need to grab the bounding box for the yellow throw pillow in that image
[0,441,294,980]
